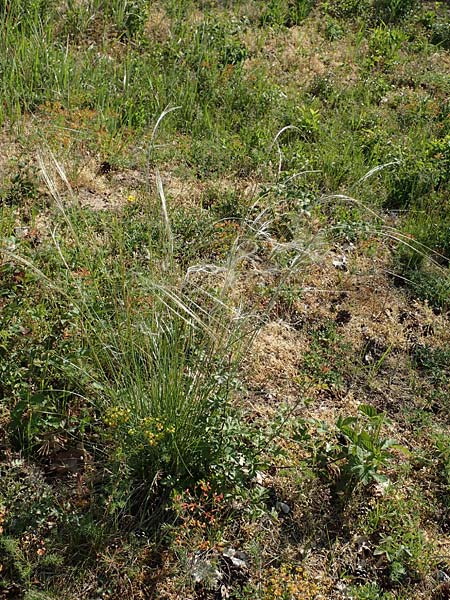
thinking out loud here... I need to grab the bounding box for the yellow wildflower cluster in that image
[104,406,131,428]
[127,416,175,447]
[144,427,163,446]
[104,409,175,448]
[264,565,318,600]
[142,416,163,430]
[143,417,176,447]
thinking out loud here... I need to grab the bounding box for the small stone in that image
[276,501,291,514]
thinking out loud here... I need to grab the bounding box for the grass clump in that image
[260,0,315,27]
[95,306,248,496]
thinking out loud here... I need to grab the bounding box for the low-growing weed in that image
[1,161,40,207]
[427,15,450,50]
[347,582,396,598]
[170,205,216,263]
[300,323,349,391]
[0,460,65,596]
[401,269,450,313]
[411,345,450,409]
[394,205,450,311]
[323,0,417,23]
[359,492,435,584]
[0,536,32,593]
[322,0,370,19]
[294,106,321,140]
[309,405,406,497]
[432,434,450,507]
[383,138,446,210]
[412,345,450,379]
[201,187,246,221]
[262,564,319,599]
[324,17,345,41]
[372,0,417,24]
[366,26,406,71]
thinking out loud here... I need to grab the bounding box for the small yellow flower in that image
[104,406,131,427]
[127,194,137,203]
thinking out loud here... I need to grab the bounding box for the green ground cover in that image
[1,1,450,598]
